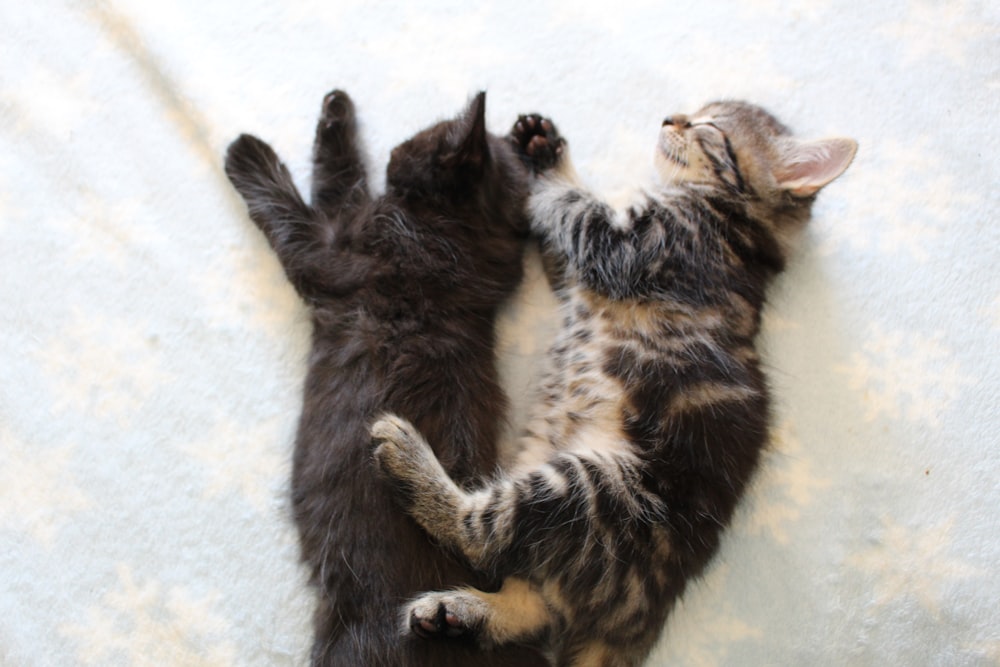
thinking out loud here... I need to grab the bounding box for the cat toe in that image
[510,114,545,148]
[409,602,444,639]
[409,601,472,640]
[370,413,416,446]
[370,414,422,477]
[509,114,565,173]
[370,435,400,476]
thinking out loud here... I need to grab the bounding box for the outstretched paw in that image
[319,89,356,129]
[224,134,285,193]
[407,591,487,643]
[509,114,566,173]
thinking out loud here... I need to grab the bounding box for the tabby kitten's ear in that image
[774,137,858,197]
[441,91,489,171]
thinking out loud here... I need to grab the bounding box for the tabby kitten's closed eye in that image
[372,101,856,666]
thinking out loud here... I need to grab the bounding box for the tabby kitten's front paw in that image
[406,591,487,643]
[510,114,566,173]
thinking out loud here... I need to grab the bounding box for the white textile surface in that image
[3,1,999,665]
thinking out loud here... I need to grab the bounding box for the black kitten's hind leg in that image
[311,89,371,214]
[225,135,332,302]
[225,134,313,249]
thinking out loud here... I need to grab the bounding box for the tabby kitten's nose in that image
[663,115,690,128]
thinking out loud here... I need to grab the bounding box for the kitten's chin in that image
[653,148,695,189]
[654,162,719,190]
[653,166,693,190]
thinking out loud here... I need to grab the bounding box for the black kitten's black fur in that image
[224,90,547,667]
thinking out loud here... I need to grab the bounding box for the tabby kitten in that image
[371,102,857,666]
[224,90,547,667]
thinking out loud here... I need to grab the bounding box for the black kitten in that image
[224,90,548,667]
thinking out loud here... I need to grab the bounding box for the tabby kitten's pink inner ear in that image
[775,137,858,197]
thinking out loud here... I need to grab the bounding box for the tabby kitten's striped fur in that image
[372,102,856,666]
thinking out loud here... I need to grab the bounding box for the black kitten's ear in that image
[442,91,489,170]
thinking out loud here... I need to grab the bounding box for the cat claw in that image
[510,113,566,173]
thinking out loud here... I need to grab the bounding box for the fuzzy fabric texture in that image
[2,1,998,665]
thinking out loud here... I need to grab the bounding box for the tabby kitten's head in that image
[654,100,856,228]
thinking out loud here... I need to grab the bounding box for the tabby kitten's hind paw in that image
[407,591,485,643]
[510,114,565,173]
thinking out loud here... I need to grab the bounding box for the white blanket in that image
[3,1,998,665]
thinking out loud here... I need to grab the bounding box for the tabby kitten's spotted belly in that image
[518,292,634,473]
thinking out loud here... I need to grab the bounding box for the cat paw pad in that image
[407,594,480,641]
[510,114,566,173]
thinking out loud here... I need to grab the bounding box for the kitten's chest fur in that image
[520,270,763,466]
[520,287,652,468]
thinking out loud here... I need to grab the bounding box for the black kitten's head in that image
[654,100,857,232]
[385,92,530,232]
[386,92,487,195]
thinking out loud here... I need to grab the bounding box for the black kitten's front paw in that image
[319,89,356,130]
[509,114,566,173]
